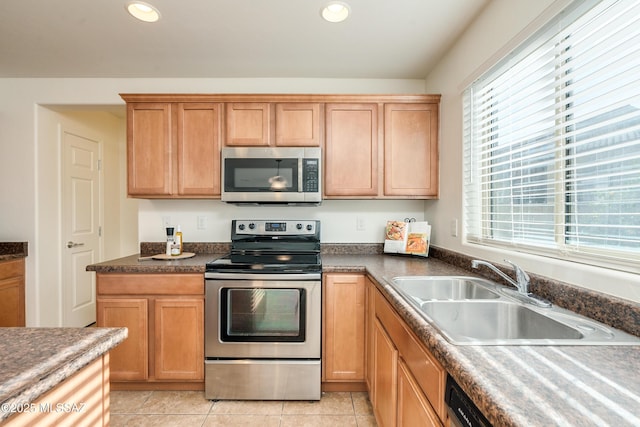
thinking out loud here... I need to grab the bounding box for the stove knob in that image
[249,223,256,230]
[296,223,303,230]
[306,224,313,231]
[238,224,245,231]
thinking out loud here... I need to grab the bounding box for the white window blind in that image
[463,0,640,270]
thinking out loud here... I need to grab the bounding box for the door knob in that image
[67,241,85,248]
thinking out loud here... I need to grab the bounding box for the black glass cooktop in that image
[206,252,321,274]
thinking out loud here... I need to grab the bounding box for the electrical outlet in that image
[356,216,366,231]
[451,219,459,237]
[162,216,171,228]
[197,216,207,230]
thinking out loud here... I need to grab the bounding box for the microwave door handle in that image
[298,158,303,192]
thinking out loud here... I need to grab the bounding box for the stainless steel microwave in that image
[221,147,322,205]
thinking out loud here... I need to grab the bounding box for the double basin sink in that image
[385,276,640,345]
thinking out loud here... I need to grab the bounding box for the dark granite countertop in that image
[86,251,640,426]
[86,253,217,274]
[0,327,127,422]
[0,242,28,262]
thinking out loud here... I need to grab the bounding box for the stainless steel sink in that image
[385,276,640,345]
[420,301,585,344]
[388,276,500,301]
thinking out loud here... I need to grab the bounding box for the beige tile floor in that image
[110,390,378,426]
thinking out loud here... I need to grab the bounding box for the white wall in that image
[0,77,425,325]
[423,0,640,303]
[138,199,425,246]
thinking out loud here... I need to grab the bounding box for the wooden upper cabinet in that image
[126,101,221,198]
[177,103,221,196]
[127,103,172,196]
[121,94,440,199]
[324,103,379,196]
[225,102,321,147]
[275,103,322,146]
[384,103,439,198]
[225,103,271,146]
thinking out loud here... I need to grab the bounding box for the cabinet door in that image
[384,103,439,197]
[97,298,148,381]
[373,318,398,427]
[325,103,379,196]
[365,277,376,392]
[154,298,204,380]
[127,103,173,196]
[0,277,24,326]
[397,359,442,427]
[177,103,221,196]
[323,274,365,381]
[275,103,321,146]
[0,259,25,327]
[225,103,271,146]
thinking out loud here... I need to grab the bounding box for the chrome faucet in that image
[471,259,529,294]
[471,259,551,307]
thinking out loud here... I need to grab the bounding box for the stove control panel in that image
[234,220,318,235]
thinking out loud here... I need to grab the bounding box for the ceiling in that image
[0,0,489,79]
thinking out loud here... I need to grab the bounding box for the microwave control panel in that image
[302,159,319,192]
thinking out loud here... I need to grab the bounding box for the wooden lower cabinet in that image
[365,276,376,392]
[369,280,446,427]
[323,273,366,381]
[98,298,148,381]
[154,299,204,380]
[4,354,110,427]
[397,359,442,427]
[0,258,25,327]
[372,318,398,427]
[322,273,367,391]
[96,273,204,389]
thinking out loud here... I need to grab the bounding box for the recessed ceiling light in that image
[321,1,351,23]
[126,1,161,23]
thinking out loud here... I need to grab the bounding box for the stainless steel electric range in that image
[204,219,321,400]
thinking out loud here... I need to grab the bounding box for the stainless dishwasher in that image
[445,375,492,427]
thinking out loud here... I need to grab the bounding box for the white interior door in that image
[62,129,102,327]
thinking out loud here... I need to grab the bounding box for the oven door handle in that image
[205,272,321,281]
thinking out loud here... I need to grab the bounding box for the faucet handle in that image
[505,259,529,278]
[504,259,530,291]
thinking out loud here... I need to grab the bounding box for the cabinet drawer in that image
[0,258,25,280]
[375,290,446,421]
[97,274,204,295]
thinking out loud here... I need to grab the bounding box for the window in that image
[463,0,640,271]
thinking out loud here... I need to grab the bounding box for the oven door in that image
[205,278,321,359]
